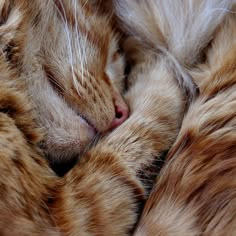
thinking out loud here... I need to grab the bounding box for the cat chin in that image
[39,114,97,173]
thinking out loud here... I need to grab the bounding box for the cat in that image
[135,10,236,236]
[0,0,130,175]
[0,1,234,235]
[111,1,236,235]
[0,0,233,235]
[0,0,185,234]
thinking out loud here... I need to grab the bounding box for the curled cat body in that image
[0,0,234,235]
[0,0,129,173]
[136,11,236,236]
[112,0,236,235]
[0,0,187,234]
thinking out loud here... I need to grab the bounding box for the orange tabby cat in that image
[0,0,185,234]
[0,0,234,235]
[113,0,236,235]
[1,0,130,174]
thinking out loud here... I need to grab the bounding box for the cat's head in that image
[0,0,129,172]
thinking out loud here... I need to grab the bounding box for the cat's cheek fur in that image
[25,72,96,169]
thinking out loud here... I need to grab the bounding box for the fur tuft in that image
[134,5,236,236]
[114,0,235,97]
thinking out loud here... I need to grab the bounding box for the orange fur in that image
[0,0,185,235]
[0,0,129,170]
[3,0,236,235]
[135,9,236,236]
[0,44,184,236]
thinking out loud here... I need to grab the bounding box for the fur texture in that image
[0,0,130,169]
[0,0,185,235]
[114,0,235,98]
[133,4,236,236]
[0,36,184,236]
[1,0,235,235]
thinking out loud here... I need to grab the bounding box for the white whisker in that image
[53,0,80,95]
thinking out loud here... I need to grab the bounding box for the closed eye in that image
[44,64,64,95]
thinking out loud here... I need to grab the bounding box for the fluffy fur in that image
[0,0,130,170]
[114,0,235,98]
[0,0,185,234]
[111,0,236,235]
[1,0,235,235]
[0,34,184,236]
[131,3,236,236]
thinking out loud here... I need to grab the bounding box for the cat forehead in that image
[50,1,116,59]
[41,2,118,74]
[53,0,114,43]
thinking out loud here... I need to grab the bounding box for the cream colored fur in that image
[135,9,236,235]
[114,0,235,97]
[1,0,235,235]
[0,1,185,235]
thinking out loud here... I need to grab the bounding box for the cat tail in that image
[114,0,235,98]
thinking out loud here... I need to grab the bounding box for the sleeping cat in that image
[0,0,185,234]
[0,46,183,235]
[0,0,234,235]
[0,0,129,174]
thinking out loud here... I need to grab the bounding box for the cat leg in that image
[0,46,184,236]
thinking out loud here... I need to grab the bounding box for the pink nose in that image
[110,103,129,129]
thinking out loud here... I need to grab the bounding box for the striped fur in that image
[0,51,184,234]
[134,4,236,236]
[0,0,129,170]
[0,0,185,235]
[1,0,235,235]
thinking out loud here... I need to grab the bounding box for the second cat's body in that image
[135,10,236,235]
[112,0,236,235]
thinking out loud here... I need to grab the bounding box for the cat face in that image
[0,0,129,168]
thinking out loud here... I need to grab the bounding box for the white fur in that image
[114,0,235,97]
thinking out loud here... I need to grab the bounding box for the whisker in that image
[53,0,80,95]
[74,0,85,86]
